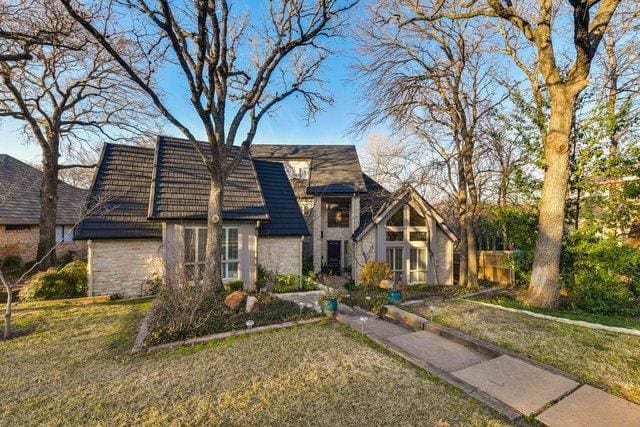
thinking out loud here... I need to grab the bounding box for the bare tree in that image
[353,3,505,287]
[0,0,157,269]
[60,0,356,291]
[394,0,623,307]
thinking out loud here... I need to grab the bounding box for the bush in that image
[226,280,244,293]
[20,260,88,302]
[1,255,23,273]
[273,274,316,293]
[255,264,275,293]
[109,293,125,301]
[562,229,640,316]
[360,261,392,288]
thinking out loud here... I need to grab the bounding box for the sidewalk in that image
[336,305,640,426]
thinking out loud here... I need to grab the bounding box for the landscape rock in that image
[224,291,248,308]
[245,296,258,313]
[379,279,393,290]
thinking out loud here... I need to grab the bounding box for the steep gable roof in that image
[75,144,162,239]
[0,154,87,225]
[250,144,367,194]
[148,136,269,221]
[254,160,309,236]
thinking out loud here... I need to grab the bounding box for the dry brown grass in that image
[0,298,510,425]
[415,300,640,404]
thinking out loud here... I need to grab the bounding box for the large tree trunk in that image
[527,87,576,307]
[462,135,479,288]
[36,146,59,269]
[465,217,478,288]
[204,173,224,292]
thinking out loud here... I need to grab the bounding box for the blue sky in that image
[0,2,374,165]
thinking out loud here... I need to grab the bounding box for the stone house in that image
[0,154,87,263]
[75,136,457,296]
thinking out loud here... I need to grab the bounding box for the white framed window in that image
[184,226,239,281]
[55,225,74,243]
[386,247,403,283]
[409,247,427,283]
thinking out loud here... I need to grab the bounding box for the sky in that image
[0,1,377,166]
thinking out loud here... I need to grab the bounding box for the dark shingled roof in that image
[75,144,162,239]
[352,173,392,238]
[251,144,367,194]
[148,136,269,221]
[254,160,309,236]
[0,154,87,225]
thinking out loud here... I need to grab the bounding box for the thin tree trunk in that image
[465,217,478,288]
[204,173,224,292]
[1,270,11,339]
[462,135,479,288]
[36,145,59,269]
[527,88,576,308]
[457,160,468,287]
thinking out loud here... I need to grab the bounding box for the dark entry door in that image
[327,241,341,267]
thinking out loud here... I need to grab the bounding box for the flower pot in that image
[322,298,338,317]
[387,290,402,305]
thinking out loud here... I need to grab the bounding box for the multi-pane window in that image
[410,248,427,283]
[55,225,74,243]
[387,208,404,226]
[327,199,350,227]
[386,247,403,283]
[409,231,427,241]
[184,226,238,282]
[410,206,427,226]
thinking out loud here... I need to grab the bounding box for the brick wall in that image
[0,225,87,263]
[257,236,301,276]
[88,239,163,296]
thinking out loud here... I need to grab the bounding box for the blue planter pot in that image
[387,290,402,305]
[323,298,338,317]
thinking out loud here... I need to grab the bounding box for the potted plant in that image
[318,287,339,317]
[387,283,403,305]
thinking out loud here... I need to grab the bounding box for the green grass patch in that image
[408,300,640,404]
[471,293,640,330]
[0,298,510,425]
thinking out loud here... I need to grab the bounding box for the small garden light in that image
[428,305,437,322]
[245,319,254,330]
[298,301,305,314]
[359,315,368,334]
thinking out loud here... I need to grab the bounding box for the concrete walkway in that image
[336,307,640,425]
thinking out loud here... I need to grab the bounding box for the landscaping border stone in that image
[131,304,155,354]
[145,317,324,352]
[465,299,640,337]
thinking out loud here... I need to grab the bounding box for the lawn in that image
[0,297,509,425]
[410,300,640,405]
[470,292,640,330]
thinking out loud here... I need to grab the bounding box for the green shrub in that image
[562,229,640,316]
[225,280,244,293]
[273,274,316,293]
[255,264,274,293]
[1,255,23,272]
[20,260,88,302]
[360,261,392,288]
[109,292,125,301]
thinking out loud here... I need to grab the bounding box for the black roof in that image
[251,144,367,194]
[0,154,87,225]
[254,160,310,236]
[352,173,392,238]
[148,136,269,221]
[75,144,162,239]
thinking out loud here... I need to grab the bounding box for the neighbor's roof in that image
[148,136,269,221]
[75,144,162,240]
[0,154,87,225]
[254,160,310,237]
[251,144,367,194]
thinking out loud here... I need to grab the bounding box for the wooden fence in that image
[454,251,514,286]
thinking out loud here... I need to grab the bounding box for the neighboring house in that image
[0,154,87,262]
[75,136,457,296]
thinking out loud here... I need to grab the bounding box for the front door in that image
[327,240,341,267]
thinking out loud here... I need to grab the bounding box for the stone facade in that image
[88,239,163,296]
[0,224,87,263]
[257,236,302,276]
